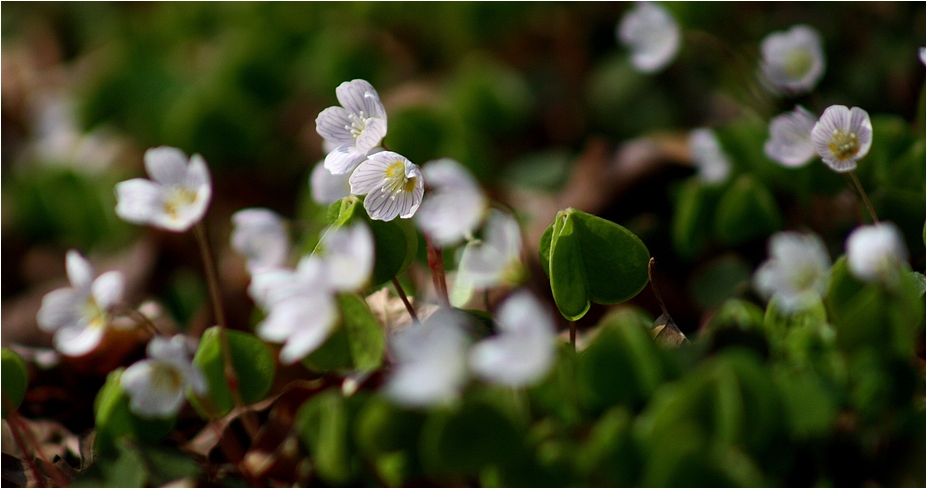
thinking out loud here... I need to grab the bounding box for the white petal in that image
[248,267,297,309]
[764,106,817,167]
[322,223,374,291]
[54,324,104,356]
[65,250,95,290]
[186,154,212,193]
[753,231,831,313]
[335,79,386,121]
[231,208,290,271]
[760,24,825,94]
[144,146,190,186]
[688,128,731,183]
[846,223,908,284]
[277,298,339,365]
[355,117,387,154]
[325,145,367,175]
[121,360,186,418]
[310,161,352,205]
[617,2,681,73]
[363,186,401,221]
[114,178,163,225]
[349,158,390,195]
[848,107,873,159]
[36,287,84,333]
[316,106,356,146]
[146,335,188,365]
[91,271,124,310]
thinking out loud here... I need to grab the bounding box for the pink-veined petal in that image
[335,79,386,121]
[348,159,389,195]
[316,106,355,145]
[355,117,387,154]
[325,145,367,175]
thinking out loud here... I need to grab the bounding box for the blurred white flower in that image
[318,223,375,291]
[753,232,832,313]
[28,93,123,174]
[456,209,523,291]
[231,208,290,273]
[114,146,212,232]
[469,291,557,387]
[759,24,825,95]
[415,158,487,246]
[845,223,909,285]
[920,47,925,65]
[310,160,352,205]
[315,79,388,175]
[617,2,681,73]
[36,250,125,356]
[810,105,872,173]
[255,256,339,365]
[120,335,206,419]
[384,309,471,408]
[349,151,425,221]
[688,128,731,183]
[764,106,817,167]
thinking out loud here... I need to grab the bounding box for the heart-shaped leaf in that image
[190,327,276,418]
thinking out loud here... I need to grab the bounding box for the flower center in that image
[792,266,819,292]
[150,362,184,392]
[83,296,108,329]
[345,111,370,139]
[163,186,198,219]
[381,161,418,197]
[828,129,858,160]
[784,49,813,78]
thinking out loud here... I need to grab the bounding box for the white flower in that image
[845,223,909,285]
[810,105,873,172]
[759,25,826,95]
[254,256,339,365]
[469,291,557,387]
[231,208,290,273]
[310,160,352,205]
[120,335,206,419]
[764,106,817,167]
[114,146,212,232]
[36,250,125,356]
[688,128,731,183]
[383,309,470,408]
[617,2,681,73]
[415,158,487,247]
[753,232,832,313]
[456,209,523,290]
[315,79,388,175]
[920,47,925,65]
[810,105,873,173]
[349,151,424,221]
[318,223,375,291]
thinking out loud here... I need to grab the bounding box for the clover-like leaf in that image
[190,327,276,418]
[540,208,650,321]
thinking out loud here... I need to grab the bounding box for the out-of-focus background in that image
[2,2,924,348]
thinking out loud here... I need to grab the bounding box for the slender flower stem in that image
[848,170,880,224]
[5,409,46,487]
[121,305,162,337]
[425,235,450,308]
[391,277,419,324]
[3,397,69,488]
[648,258,671,317]
[192,222,259,441]
[569,321,577,352]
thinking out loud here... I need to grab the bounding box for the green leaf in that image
[713,175,782,245]
[419,400,524,477]
[191,327,276,418]
[304,324,353,371]
[687,254,752,310]
[773,368,838,440]
[671,179,718,259]
[1,348,28,418]
[296,389,352,484]
[578,309,664,412]
[543,208,651,321]
[339,293,386,371]
[354,395,426,456]
[574,407,640,486]
[330,196,418,287]
[93,369,175,455]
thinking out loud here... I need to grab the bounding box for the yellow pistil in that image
[382,161,417,195]
[828,130,858,161]
[784,49,813,78]
[163,187,198,219]
[149,362,183,392]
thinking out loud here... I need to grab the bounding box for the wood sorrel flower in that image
[315,79,388,175]
[765,105,817,167]
[688,128,731,183]
[760,24,825,95]
[114,146,212,232]
[310,160,352,205]
[120,335,206,419]
[230,208,290,273]
[415,158,487,246]
[845,223,909,285]
[617,2,681,73]
[37,250,125,356]
[753,231,832,313]
[349,151,424,221]
[383,309,471,408]
[810,105,872,173]
[468,291,556,388]
[456,209,523,290]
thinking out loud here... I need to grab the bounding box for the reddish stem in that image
[425,235,450,308]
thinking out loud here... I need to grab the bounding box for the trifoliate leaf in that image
[190,327,276,418]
